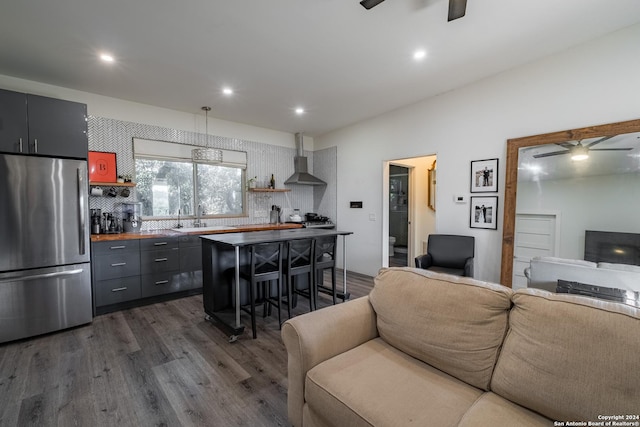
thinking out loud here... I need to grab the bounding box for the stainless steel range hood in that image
[284,133,326,186]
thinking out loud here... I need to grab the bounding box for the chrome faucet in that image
[194,204,206,227]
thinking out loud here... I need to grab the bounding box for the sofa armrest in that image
[281,296,379,427]
[415,253,433,269]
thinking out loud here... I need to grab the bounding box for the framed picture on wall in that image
[470,158,498,193]
[470,196,498,230]
[427,160,436,211]
[88,151,117,183]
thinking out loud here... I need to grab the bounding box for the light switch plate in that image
[454,195,466,204]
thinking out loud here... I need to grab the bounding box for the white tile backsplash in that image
[88,116,335,230]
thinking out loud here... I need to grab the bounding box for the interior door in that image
[512,213,558,289]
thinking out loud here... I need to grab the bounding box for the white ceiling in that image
[1,0,639,137]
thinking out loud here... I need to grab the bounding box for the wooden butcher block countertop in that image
[90,223,303,242]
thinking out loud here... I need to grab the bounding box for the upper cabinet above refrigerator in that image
[0,88,88,159]
[0,89,28,154]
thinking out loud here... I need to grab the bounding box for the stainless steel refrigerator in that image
[0,153,92,343]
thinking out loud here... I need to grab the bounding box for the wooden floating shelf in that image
[90,181,136,187]
[248,188,290,193]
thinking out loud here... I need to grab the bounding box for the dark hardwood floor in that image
[389,251,409,268]
[0,271,374,427]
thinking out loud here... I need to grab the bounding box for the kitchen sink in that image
[171,225,236,233]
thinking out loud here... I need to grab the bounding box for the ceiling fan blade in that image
[360,0,385,9]
[448,0,468,21]
[585,135,614,148]
[557,141,577,149]
[533,150,571,159]
[588,148,634,151]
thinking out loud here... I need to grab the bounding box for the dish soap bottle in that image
[270,174,276,189]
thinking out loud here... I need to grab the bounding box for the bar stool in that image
[239,241,283,339]
[284,238,315,319]
[314,235,338,307]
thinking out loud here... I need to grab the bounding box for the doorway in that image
[512,212,560,290]
[389,165,410,266]
[383,155,436,268]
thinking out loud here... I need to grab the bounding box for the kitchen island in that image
[200,228,353,341]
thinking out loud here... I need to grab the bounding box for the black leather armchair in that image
[414,234,475,277]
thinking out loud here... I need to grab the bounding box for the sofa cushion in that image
[304,338,483,427]
[535,256,597,268]
[427,266,466,276]
[457,392,550,427]
[368,267,513,390]
[598,262,640,273]
[492,288,640,422]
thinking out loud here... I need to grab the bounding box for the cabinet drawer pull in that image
[111,287,128,292]
[154,242,168,246]
[111,262,127,267]
[110,245,126,250]
[154,258,168,262]
[155,280,169,285]
[19,138,23,153]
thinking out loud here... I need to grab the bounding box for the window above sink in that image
[133,138,247,221]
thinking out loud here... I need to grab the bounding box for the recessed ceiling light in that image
[99,53,115,63]
[413,49,427,61]
[222,87,233,96]
[295,107,305,115]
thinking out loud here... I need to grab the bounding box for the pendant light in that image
[192,106,222,163]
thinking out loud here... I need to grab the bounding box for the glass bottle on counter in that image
[270,174,275,189]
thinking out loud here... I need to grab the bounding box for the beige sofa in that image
[282,267,640,427]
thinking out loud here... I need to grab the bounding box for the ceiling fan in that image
[360,0,468,21]
[532,136,633,160]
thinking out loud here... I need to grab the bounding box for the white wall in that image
[517,173,640,260]
[0,74,303,150]
[316,23,640,281]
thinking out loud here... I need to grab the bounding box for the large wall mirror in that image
[500,118,640,287]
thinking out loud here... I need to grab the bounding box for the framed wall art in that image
[88,151,117,183]
[470,158,498,193]
[427,160,436,211]
[470,196,498,230]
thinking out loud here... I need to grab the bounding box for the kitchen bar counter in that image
[200,228,353,341]
[90,223,303,242]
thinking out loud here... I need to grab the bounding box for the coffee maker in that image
[90,209,102,234]
[117,202,142,233]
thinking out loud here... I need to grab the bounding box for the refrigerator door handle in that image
[0,268,84,284]
[78,168,87,255]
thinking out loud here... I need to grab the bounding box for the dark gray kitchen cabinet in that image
[140,238,180,274]
[141,271,184,298]
[179,235,203,272]
[26,94,88,159]
[139,236,203,297]
[91,236,203,313]
[140,237,181,298]
[92,240,141,308]
[0,89,28,154]
[178,235,203,291]
[0,88,87,158]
